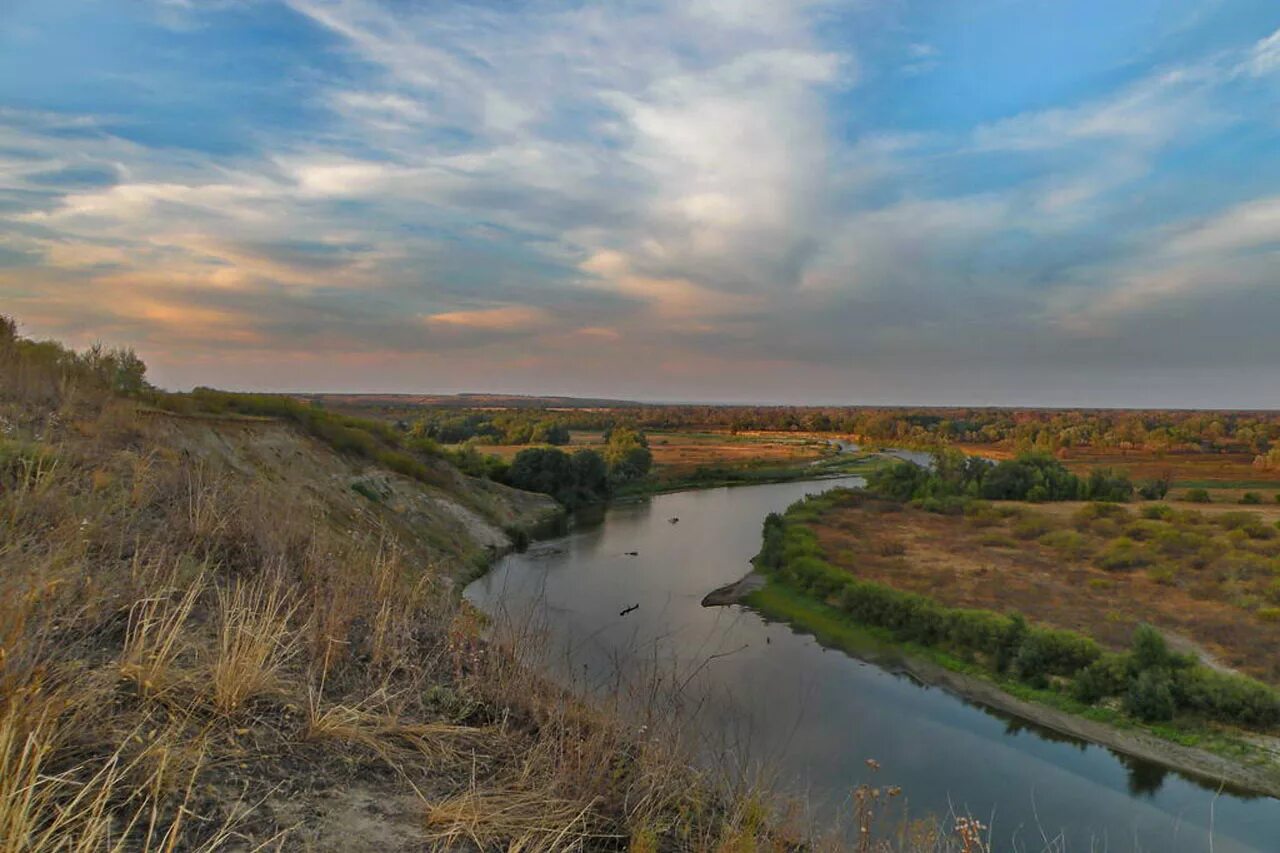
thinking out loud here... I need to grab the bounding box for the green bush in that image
[1123,519,1168,541]
[1127,669,1176,722]
[1084,467,1134,502]
[1096,537,1154,571]
[1140,503,1175,520]
[1073,502,1132,524]
[1073,653,1129,702]
[1240,492,1263,505]
[1216,511,1262,531]
[1038,529,1090,558]
[1014,627,1102,685]
[1171,667,1280,728]
[1012,513,1054,540]
[915,495,970,515]
[1185,488,1212,503]
[1151,527,1210,558]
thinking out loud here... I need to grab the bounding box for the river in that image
[465,478,1280,852]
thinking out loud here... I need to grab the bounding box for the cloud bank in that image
[1,0,1278,405]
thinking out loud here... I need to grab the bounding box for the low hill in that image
[0,318,814,851]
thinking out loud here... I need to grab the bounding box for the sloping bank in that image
[705,487,1280,799]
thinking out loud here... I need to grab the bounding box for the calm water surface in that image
[466,478,1280,852]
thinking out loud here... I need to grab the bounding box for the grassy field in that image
[809,497,1280,682]
[460,429,829,468]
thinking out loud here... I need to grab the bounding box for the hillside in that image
[0,320,826,851]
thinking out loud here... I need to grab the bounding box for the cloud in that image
[1048,194,1280,331]
[1243,27,1280,77]
[4,1,1280,404]
[423,305,552,331]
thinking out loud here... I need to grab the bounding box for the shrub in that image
[1129,624,1183,673]
[1084,467,1134,502]
[1123,519,1168,541]
[944,609,1016,657]
[1138,476,1172,501]
[1140,503,1175,520]
[866,460,932,501]
[1073,502,1132,523]
[1240,492,1263,505]
[1012,513,1054,540]
[1013,627,1101,684]
[1185,488,1211,503]
[1216,511,1262,531]
[963,501,1001,528]
[916,495,969,515]
[1096,537,1153,571]
[1127,669,1176,722]
[1038,529,1090,558]
[980,454,1080,501]
[1171,667,1280,728]
[1073,653,1128,703]
[1151,527,1210,558]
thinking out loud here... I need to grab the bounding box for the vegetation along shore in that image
[710,452,1280,800]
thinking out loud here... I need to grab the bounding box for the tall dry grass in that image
[210,574,298,714]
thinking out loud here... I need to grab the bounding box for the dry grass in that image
[120,576,204,700]
[210,575,298,715]
[0,703,267,853]
[812,498,1280,681]
[424,783,605,851]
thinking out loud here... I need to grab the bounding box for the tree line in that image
[866,449,1145,508]
[385,400,1280,459]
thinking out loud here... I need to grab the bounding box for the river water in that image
[465,478,1280,852]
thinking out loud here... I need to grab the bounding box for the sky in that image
[1,0,1279,407]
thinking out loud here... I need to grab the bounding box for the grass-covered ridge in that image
[751,488,1280,747]
[2,316,863,851]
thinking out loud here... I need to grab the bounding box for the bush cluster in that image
[868,450,1134,505]
[504,428,654,508]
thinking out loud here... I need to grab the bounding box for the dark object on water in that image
[766,637,771,644]
[624,551,639,556]
[669,517,679,524]
[619,603,639,617]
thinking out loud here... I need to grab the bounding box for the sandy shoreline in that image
[703,570,1280,800]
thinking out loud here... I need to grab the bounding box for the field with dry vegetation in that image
[809,498,1280,681]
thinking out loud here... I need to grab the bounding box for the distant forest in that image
[326,397,1280,464]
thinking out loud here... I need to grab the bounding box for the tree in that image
[569,449,609,500]
[603,426,652,483]
[505,446,611,508]
[1127,669,1175,722]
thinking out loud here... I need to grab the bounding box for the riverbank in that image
[704,570,1280,799]
[615,445,888,501]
